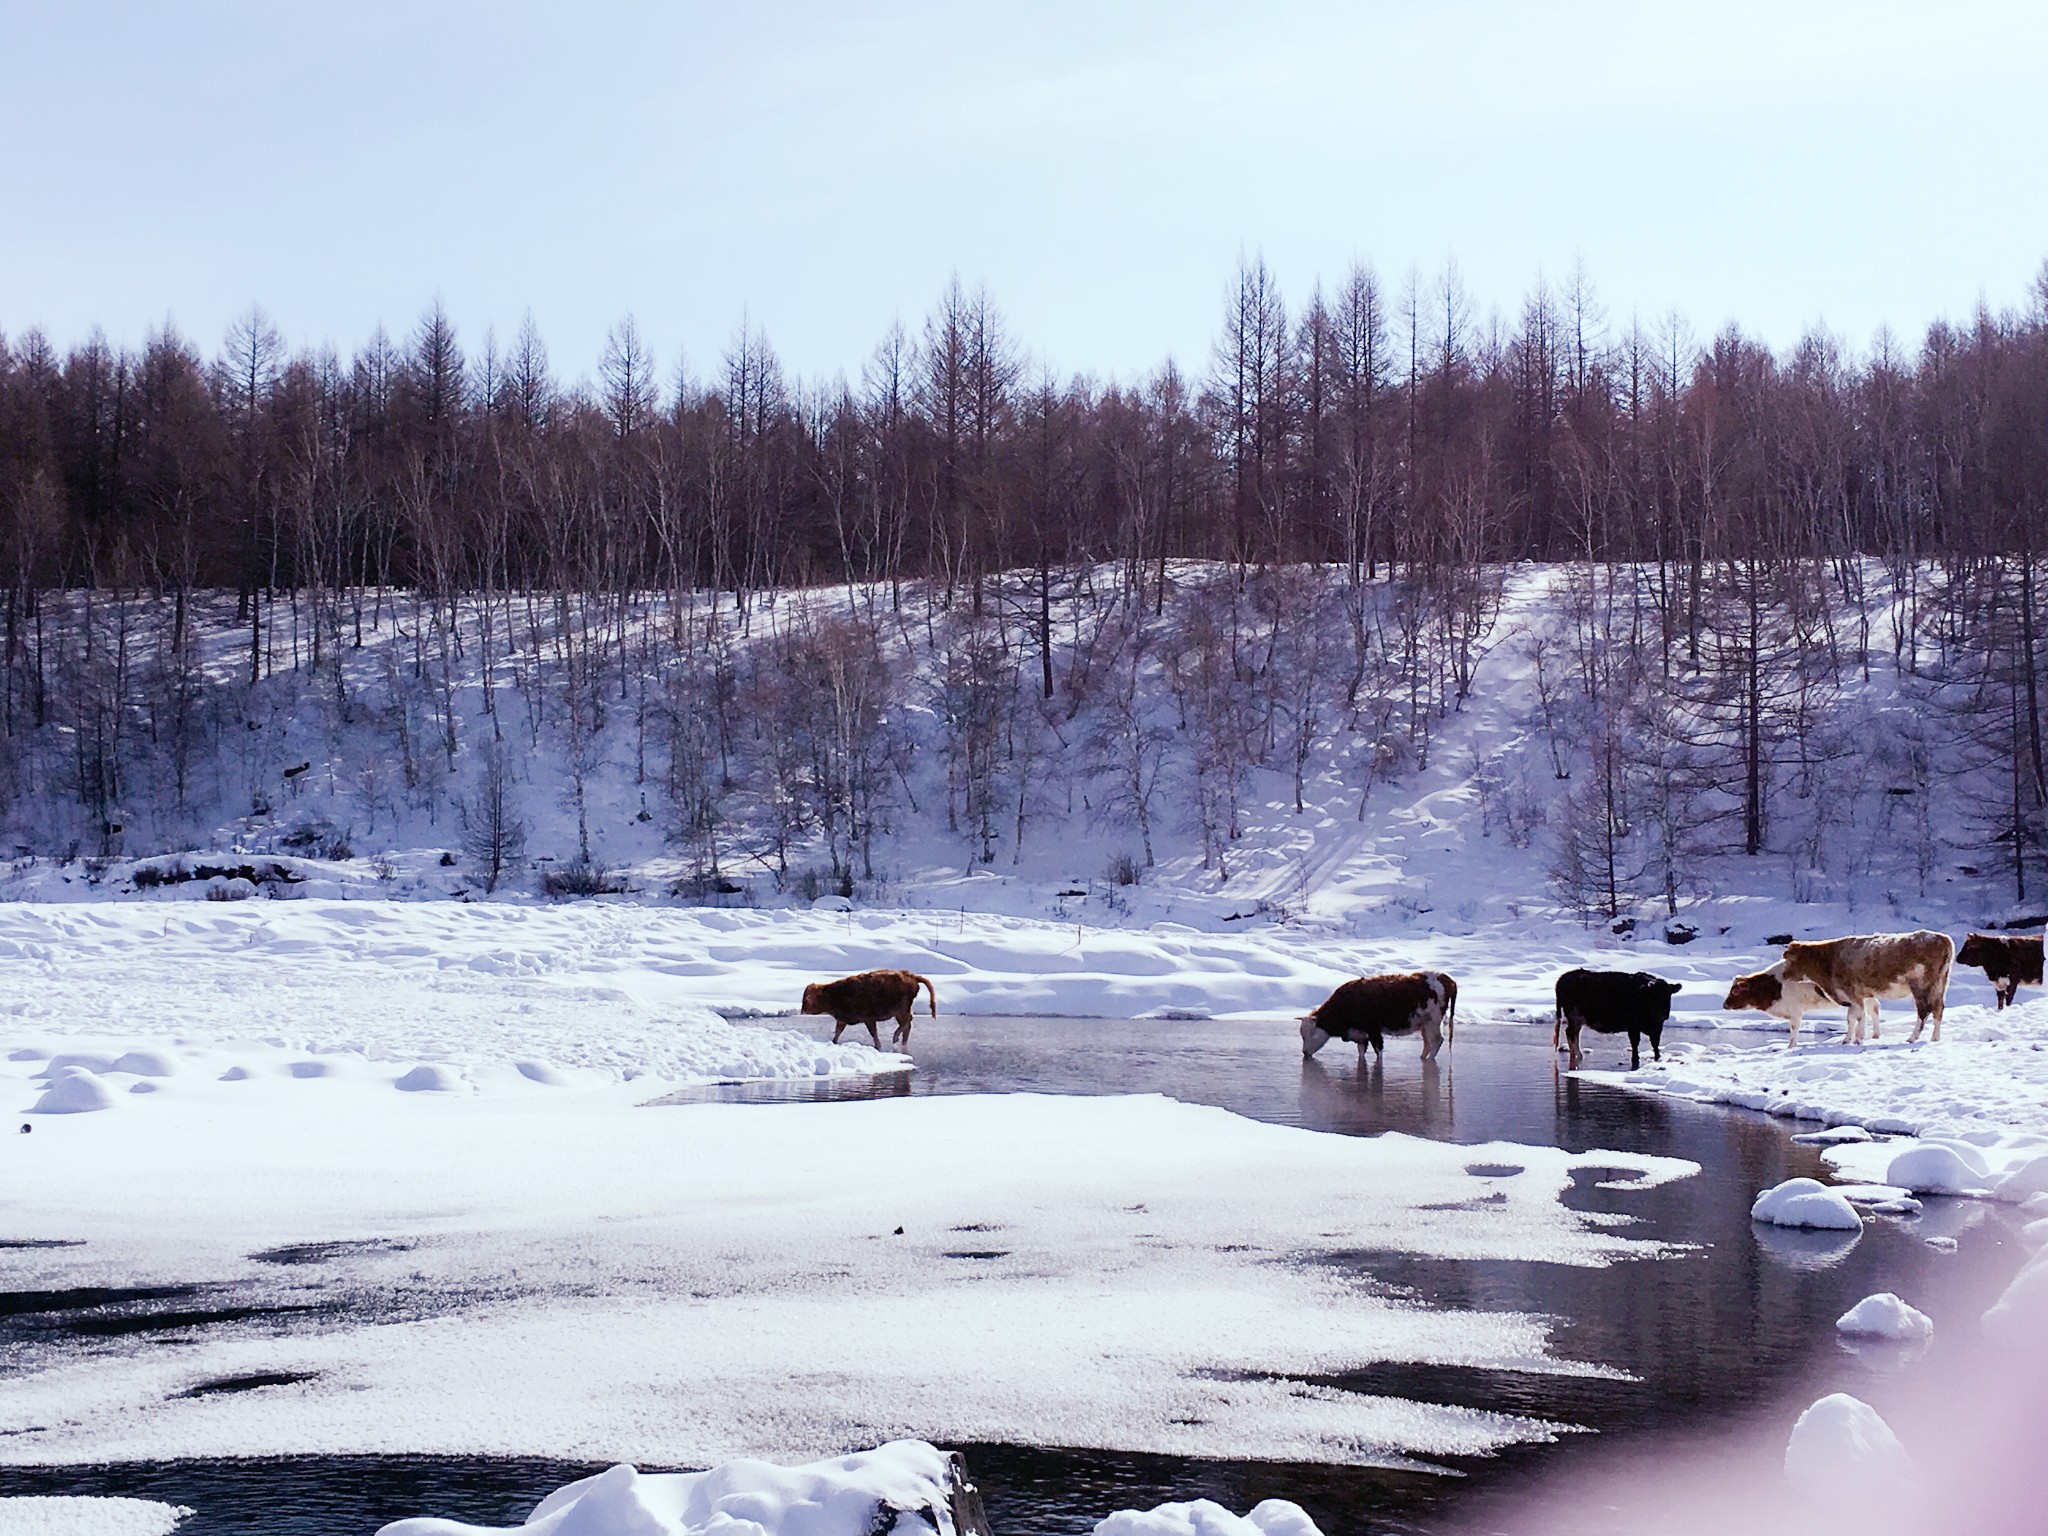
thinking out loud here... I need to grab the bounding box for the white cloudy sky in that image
[5,0,2045,384]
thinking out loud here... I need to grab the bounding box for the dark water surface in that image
[2,1018,2026,1535]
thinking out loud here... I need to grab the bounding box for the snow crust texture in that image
[0,1498,191,1535]
[1,1082,1692,1471]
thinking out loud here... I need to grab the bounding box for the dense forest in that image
[2,258,2046,913]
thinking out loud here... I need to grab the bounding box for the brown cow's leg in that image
[832,1021,848,1043]
[1420,1015,1442,1062]
[892,1006,913,1049]
[1567,1020,1583,1070]
[864,1021,881,1049]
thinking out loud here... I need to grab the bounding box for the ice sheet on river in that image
[0,1075,1695,1472]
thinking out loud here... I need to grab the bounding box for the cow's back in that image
[1784,931,1953,1000]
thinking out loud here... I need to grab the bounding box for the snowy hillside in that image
[0,563,2034,946]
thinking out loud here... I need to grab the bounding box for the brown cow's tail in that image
[916,973,938,1017]
[1441,973,1457,1043]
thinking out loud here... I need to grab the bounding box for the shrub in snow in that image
[1095,1500,1322,1536]
[1834,1292,1933,1341]
[1783,1393,1912,1495]
[1885,1142,1989,1196]
[31,1066,118,1114]
[378,1441,986,1536]
[1751,1177,1862,1230]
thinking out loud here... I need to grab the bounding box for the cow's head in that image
[1958,934,1993,968]
[1723,969,1782,1012]
[1300,1015,1333,1058]
[800,983,823,1015]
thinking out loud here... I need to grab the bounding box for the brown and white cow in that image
[1722,962,1842,1045]
[1731,931,1954,1045]
[1956,932,2043,1010]
[1301,972,1457,1063]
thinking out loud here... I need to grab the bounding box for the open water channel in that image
[0,1017,2027,1535]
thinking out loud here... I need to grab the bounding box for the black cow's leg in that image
[1628,1030,1641,1071]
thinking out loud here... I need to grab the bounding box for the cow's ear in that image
[1664,979,1682,993]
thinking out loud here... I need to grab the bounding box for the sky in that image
[4,0,2046,390]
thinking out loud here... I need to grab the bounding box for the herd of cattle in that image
[799,930,2045,1068]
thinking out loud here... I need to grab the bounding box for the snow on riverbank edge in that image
[1578,995,2048,1200]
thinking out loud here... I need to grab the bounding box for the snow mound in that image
[0,1496,192,1534]
[1751,1178,1862,1230]
[1886,1142,1990,1196]
[30,1066,117,1115]
[1834,1292,1932,1341]
[1982,1246,2048,1350]
[379,1441,973,1536]
[393,1064,464,1093]
[1783,1393,1912,1495]
[1095,1500,1321,1536]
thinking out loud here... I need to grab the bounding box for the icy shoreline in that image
[1582,995,2048,1200]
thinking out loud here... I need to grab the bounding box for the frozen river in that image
[1,1017,2026,1535]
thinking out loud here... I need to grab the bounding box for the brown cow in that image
[1722,961,1842,1045]
[1956,932,2044,1010]
[801,969,937,1049]
[1777,930,1954,1045]
[1301,972,1457,1063]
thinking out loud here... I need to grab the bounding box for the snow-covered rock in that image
[1885,1141,1991,1196]
[30,1066,117,1114]
[1982,1246,2048,1350]
[1834,1292,1932,1342]
[1751,1177,1862,1230]
[0,1496,191,1534]
[378,1442,982,1536]
[1783,1393,1912,1495]
[1095,1499,1321,1536]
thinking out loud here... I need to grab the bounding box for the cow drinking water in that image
[1553,968,1682,1070]
[1301,972,1457,1063]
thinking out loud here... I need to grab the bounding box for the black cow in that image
[1956,933,2043,1010]
[1301,971,1457,1063]
[1554,968,1682,1070]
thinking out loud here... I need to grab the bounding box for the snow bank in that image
[1601,997,2048,1203]
[1835,1293,1932,1342]
[0,1498,191,1535]
[1751,1178,1862,1231]
[1982,1243,2048,1350]
[379,1441,975,1536]
[1783,1394,1912,1495]
[0,1085,1694,1471]
[0,903,899,1094]
[1094,1500,1321,1536]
